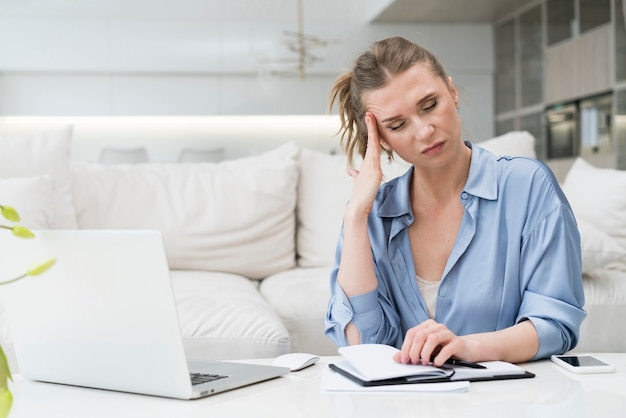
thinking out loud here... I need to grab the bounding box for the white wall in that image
[0,115,344,161]
[0,18,495,141]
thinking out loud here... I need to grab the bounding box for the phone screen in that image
[556,356,608,367]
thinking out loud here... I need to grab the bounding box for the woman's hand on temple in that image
[345,113,384,217]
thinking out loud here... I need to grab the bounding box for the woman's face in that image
[363,63,462,169]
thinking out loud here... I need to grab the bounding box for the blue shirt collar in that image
[377,141,498,218]
[464,141,498,201]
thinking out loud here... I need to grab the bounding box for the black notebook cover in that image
[328,362,535,387]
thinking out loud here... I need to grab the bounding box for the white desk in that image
[7,354,626,418]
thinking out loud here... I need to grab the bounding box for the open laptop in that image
[0,229,289,399]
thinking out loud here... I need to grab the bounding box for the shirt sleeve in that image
[324,267,382,347]
[518,202,587,359]
[324,230,403,347]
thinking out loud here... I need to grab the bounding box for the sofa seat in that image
[170,270,290,360]
[576,263,626,353]
[259,267,336,355]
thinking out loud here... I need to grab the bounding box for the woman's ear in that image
[380,140,393,163]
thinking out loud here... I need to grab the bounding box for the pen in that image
[443,358,487,369]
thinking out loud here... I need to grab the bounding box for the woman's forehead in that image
[363,64,446,112]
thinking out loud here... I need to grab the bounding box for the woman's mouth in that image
[421,141,445,155]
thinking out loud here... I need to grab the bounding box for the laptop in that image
[0,229,289,399]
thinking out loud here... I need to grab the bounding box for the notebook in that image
[0,229,289,399]
[329,344,534,387]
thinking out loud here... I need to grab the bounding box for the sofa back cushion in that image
[297,149,352,267]
[0,175,54,230]
[71,143,299,279]
[0,126,78,229]
[474,131,537,158]
[563,157,626,251]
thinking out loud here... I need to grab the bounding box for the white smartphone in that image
[551,354,615,374]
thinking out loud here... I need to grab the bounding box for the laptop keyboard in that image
[190,372,229,386]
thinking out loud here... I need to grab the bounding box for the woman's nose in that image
[411,118,435,142]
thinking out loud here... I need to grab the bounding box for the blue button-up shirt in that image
[325,143,586,360]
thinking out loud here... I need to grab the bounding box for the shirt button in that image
[461,192,469,200]
[439,288,447,298]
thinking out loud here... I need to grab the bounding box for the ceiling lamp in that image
[260,0,334,79]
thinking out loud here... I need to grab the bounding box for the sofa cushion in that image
[0,126,78,229]
[475,131,537,158]
[563,158,626,250]
[170,270,290,360]
[577,266,626,353]
[259,267,338,356]
[0,175,54,230]
[297,149,352,268]
[578,219,626,273]
[70,143,299,279]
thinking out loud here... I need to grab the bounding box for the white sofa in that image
[1,127,625,372]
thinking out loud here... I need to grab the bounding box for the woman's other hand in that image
[392,319,539,365]
[392,320,470,367]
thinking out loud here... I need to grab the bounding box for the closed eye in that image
[389,121,405,131]
[423,99,437,111]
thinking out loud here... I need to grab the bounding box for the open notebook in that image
[329,344,534,387]
[1,230,289,399]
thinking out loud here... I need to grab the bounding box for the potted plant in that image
[0,204,56,418]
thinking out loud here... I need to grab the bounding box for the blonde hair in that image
[329,37,450,167]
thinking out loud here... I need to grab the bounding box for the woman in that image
[324,37,586,366]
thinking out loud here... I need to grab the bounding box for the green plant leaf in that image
[0,206,20,223]
[27,258,57,277]
[0,388,12,418]
[0,346,11,391]
[11,225,35,239]
[0,344,14,418]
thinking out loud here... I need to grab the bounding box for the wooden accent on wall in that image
[545,39,577,104]
[544,26,612,105]
[577,26,612,98]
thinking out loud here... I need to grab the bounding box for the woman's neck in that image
[410,143,472,208]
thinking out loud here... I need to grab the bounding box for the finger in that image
[400,327,427,364]
[346,168,359,179]
[431,344,454,367]
[397,328,415,363]
[399,320,436,364]
[420,334,442,366]
[421,328,455,366]
[431,338,463,367]
[364,113,381,159]
[409,336,427,365]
